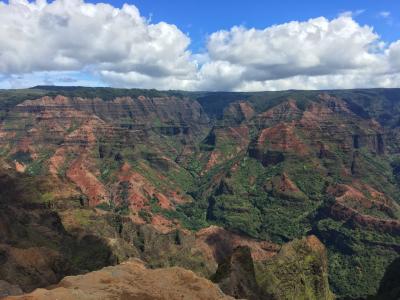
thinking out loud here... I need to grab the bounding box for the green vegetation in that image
[255,237,334,300]
[41,192,55,204]
[0,88,48,109]
[186,157,203,176]
[2,87,400,299]
[11,151,33,164]
[72,209,98,227]
[210,194,262,237]
[96,202,113,212]
[161,157,321,241]
[57,152,78,177]
[139,209,153,223]
[96,140,124,183]
[287,160,328,200]
[159,203,209,231]
[25,149,54,176]
[315,218,400,298]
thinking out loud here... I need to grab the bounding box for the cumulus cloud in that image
[0,0,196,87]
[0,0,399,91]
[208,17,380,76]
[198,15,397,90]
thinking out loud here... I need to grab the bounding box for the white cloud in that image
[387,41,400,70]
[379,11,391,18]
[0,0,399,91]
[194,15,399,91]
[378,11,394,26]
[339,9,365,18]
[235,72,400,91]
[0,0,196,86]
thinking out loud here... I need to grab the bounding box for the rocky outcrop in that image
[196,226,279,265]
[223,101,255,124]
[66,154,109,206]
[249,123,309,166]
[255,236,335,300]
[257,99,303,126]
[5,259,233,300]
[264,173,308,201]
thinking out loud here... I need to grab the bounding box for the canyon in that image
[0,86,400,299]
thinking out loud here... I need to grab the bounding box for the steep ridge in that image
[0,167,117,295]
[1,87,400,298]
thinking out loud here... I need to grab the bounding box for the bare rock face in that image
[5,260,233,300]
[196,226,279,266]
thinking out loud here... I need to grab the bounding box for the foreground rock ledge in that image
[5,259,233,300]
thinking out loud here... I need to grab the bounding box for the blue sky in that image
[0,0,400,90]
